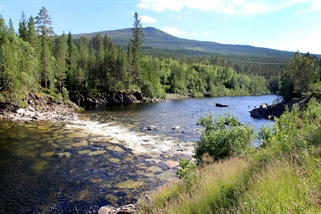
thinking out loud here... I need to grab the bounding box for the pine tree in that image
[129,12,144,88]
[35,6,55,36]
[26,16,39,50]
[54,32,67,92]
[8,19,15,35]
[18,11,28,41]
[0,36,19,101]
[66,32,80,90]
[77,36,90,86]
[0,16,7,44]
[40,36,54,89]
[35,7,55,90]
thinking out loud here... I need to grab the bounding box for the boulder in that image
[260,103,268,109]
[134,91,143,101]
[164,160,179,169]
[98,205,115,214]
[113,93,123,104]
[98,204,137,214]
[28,106,35,111]
[122,92,133,105]
[16,108,25,114]
[216,103,228,107]
[250,102,286,119]
[172,126,180,130]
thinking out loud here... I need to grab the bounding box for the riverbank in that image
[0,93,79,122]
[0,92,189,122]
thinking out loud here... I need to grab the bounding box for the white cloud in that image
[140,15,157,24]
[203,31,210,36]
[270,31,321,54]
[0,3,5,13]
[298,0,321,14]
[137,0,185,12]
[161,26,187,36]
[137,0,318,16]
[193,32,200,36]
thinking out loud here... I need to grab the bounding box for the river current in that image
[0,95,277,213]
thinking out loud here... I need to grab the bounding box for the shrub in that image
[256,107,309,163]
[176,158,197,188]
[62,87,69,101]
[141,81,156,98]
[194,112,254,164]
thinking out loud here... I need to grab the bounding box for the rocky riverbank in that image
[70,91,166,106]
[0,93,79,122]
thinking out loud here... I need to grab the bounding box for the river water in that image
[0,95,277,213]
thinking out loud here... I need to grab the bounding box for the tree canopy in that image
[2,8,318,106]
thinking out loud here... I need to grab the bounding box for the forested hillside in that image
[74,27,301,62]
[0,7,318,107]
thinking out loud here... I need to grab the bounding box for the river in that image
[0,95,277,213]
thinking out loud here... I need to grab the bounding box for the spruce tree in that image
[18,11,28,41]
[55,32,67,92]
[66,32,79,90]
[26,16,39,50]
[40,36,54,89]
[129,12,144,88]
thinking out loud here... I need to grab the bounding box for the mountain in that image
[73,27,316,63]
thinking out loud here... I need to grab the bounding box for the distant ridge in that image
[73,27,318,63]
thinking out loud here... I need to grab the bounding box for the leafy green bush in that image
[62,87,69,101]
[256,107,309,162]
[176,158,196,187]
[141,81,156,98]
[195,112,254,163]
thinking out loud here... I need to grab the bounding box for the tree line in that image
[1,7,318,106]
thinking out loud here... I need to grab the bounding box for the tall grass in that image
[140,158,251,213]
[240,157,321,213]
[140,156,321,213]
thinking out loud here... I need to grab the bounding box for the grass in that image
[140,158,250,213]
[139,156,321,214]
[240,156,321,213]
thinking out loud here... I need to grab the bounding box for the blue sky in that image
[1,0,320,54]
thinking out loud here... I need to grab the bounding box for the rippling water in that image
[86,95,277,142]
[0,95,277,213]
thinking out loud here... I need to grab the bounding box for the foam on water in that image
[66,119,195,158]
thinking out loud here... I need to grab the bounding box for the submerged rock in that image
[72,141,88,147]
[164,160,179,169]
[88,150,106,156]
[58,152,72,158]
[116,179,143,189]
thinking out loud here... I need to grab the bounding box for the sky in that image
[0,0,320,55]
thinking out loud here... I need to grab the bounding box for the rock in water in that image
[16,108,25,114]
[215,103,228,107]
[250,102,286,119]
[98,204,137,214]
[98,205,115,214]
[172,126,180,130]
